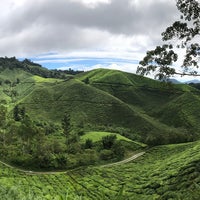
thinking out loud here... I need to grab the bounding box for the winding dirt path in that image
[0,160,64,175]
[101,152,145,167]
[0,152,145,174]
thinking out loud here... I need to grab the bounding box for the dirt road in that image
[0,152,145,174]
[101,152,145,167]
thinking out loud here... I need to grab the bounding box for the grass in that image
[0,68,32,82]
[76,68,200,142]
[20,78,167,140]
[1,67,200,144]
[81,131,147,147]
[1,66,200,199]
[157,92,200,131]
[32,75,62,83]
[1,140,200,199]
[81,131,133,142]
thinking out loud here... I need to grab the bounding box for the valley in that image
[1,57,200,199]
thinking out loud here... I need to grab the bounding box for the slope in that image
[20,78,168,141]
[156,92,200,132]
[0,68,62,106]
[1,66,200,144]
[77,68,197,114]
[0,68,39,109]
[1,140,200,199]
[77,68,200,142]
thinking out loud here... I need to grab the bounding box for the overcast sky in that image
[2,0,194,80]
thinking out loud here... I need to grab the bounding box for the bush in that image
[84,139,93,149]
[100,149,114,160]
[77,150,97,166]
[67,142,81,154]
[112,141,125,160]
[102,134,117,149]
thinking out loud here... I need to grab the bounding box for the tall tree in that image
[13,105,26,121]
[137,0,200,80]
[13,105,20,121]
[0,105,7,127]
[62,113,71,138]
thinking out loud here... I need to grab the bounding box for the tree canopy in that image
[137,0,200,80]
[0,57,83,78]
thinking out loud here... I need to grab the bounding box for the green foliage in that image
[62,113,71,138]
[1,66,196,146]
[4,79,11,85]
[2,140,200,199]
[100,149,114,160]
[82,77,90,84]
[112,141,125,160]
[137,0,200,79]
[1,56,200,199]
[0,57,83,79]
[0,105,7,127]
[81,131,133,143]
[1,63,200,171]
[102,134,117,149]
[98,134,126,161]
[13,105,25,121]
[156,92,200,132]
[84,139,93,149]
[189,82,200,90]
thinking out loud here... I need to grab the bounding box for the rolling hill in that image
[1,58,200,199]
[0,60,200,145]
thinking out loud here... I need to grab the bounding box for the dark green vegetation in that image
[137,0,200,79]
[1,141,200,199]
[189,82,200,90]
[1,57,200,170]
[0,57,82,79]
[1,57,200,199]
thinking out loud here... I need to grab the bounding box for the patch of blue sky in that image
[32,57,138,69]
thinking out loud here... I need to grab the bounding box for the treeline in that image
[0,57,83,79]
[188,82,200,90]
[0,106,130,170]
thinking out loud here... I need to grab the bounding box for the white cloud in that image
[70,0,111,8]
[2,0,197,81]
[0,0,179,57]
[58,62,139,73]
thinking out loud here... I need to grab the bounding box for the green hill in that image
[1,140,200,199]
[16,68,195,144]
[1,59,200,170]
[20,77,168,141]
[0,65,199,144]
[1,58,200,199]
[77,68,196,113]
[76,68,199,143]
[156,92,200,132]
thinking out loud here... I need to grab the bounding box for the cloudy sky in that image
[1,0,194,81]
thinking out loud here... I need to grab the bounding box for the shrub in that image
[84,139,93,149]
[112,141,125,160]
[100,149,114,160]
[102,134,117,149]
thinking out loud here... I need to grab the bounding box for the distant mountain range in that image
[167,78,200,84]
[166,78,181,84]
[184,79,200,84]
